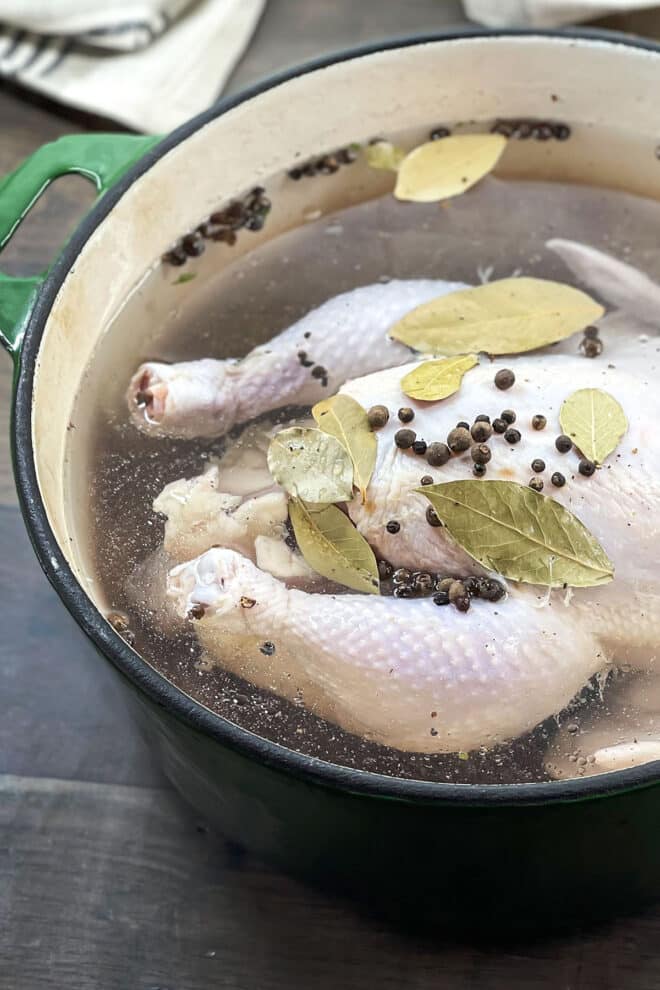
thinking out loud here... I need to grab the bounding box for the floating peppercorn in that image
[478,577,505,602]
[426,506,442,527]
[474,414,491,424]
[555,434,572,453]
[430,126,451,140]
[464,576,481,597]
[394,585,415,598]
[529,476,544,492]
[188,603,206,620]
[554,123,571,140]
[311,365,328,380]
[393,567,412,585]
[260,641,276,656]
[386,520,401,534]
[584,325,599,340]
[578,458,596,477]
[433,591,450,606]
[413,571,435,592]
[532,414,547,430]
[471,443,492,465]
[473,463,487,477]
[492,418,507,434]
[456,420,470,430]
[163,244,187,266]
[471,421,492,442]
[581,336,603,358]
[504,427,521,444]
[495,368,515,390]
[426,442,450,467]
[551,471,566,488]
[447,427,472,453]
[367,405,389,429]
[398,407,415,423]
[448,580,467,604]
[395,428,416,449]
[420,475,434,485]
[531,458,546,473]
[412,439,428,455]
[182,232,205,257]
[501,409,516,424]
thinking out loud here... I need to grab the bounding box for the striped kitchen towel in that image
[464,0,660,26]
[0,0,265,132]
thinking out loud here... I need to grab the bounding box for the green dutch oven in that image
[3,30,660,933]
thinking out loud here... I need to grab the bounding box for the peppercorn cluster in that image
[491,118,571,140]
[162,187,272,267]
[288,145,358,180]
[377,561,505,613]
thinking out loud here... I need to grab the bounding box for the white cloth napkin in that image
[464,0,659,27]
[0,0,265,132]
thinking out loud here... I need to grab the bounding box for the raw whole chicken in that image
[137,241,660,761]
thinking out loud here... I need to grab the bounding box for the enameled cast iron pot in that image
[3,30,660,933]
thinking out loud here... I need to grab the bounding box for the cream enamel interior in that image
[29,34,660,606]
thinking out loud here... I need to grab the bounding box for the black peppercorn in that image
[163,244,187,266]
[555,434,572,453]
[454,595,471,613]
[433,591,450,606]
[412,439,428,455]
[471,421,492,442]
[386,520,401,534]
[420,475,434,485]
[182,233,205,257]
[398,407,415,423]
[531,458,546,473]
[492,418,507,434]
[581,337,603,358]
[394,585,415,598]
[447,427,472,453]
[551,471,566,488]
[478,577,505,602]
[495,368,515,390]
[260,642,276,656]
[395,429,416,449]
[464,576,481,597]
[529,476,544,492]
[436,577,453,593]
[554,123,571,140]
[392,567,412,585]
[471,443,492,465]
[426,506,442,527]
[504,427,521,444]
[430,126,451,140]
[584,325,599,340]
[474,414,491,424]
[578,458,596,477]
[456,421,470,430]
[378,559,393,580]
[426,442,451,467]
[413,571,435,592]
[501,409,516,424]
[367,405,389,429]
[532,414,547,430]
[473,463,487,477]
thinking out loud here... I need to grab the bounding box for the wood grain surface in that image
[1,2,660,987]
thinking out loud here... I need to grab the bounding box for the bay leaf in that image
[288,498,380,595]
[417,480,614,587]
[312,393,377,501]
[394,134,507,203]
[400,354,478,401]
[389,277,604,355]
[559,388,627,465]
[267,427,353,503]
[365,140,406,171]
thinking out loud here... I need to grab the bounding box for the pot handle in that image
[0,132,161,359]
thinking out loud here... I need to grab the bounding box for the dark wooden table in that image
[3,3,660,987]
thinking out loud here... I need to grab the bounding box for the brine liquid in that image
[68,152,660,784]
